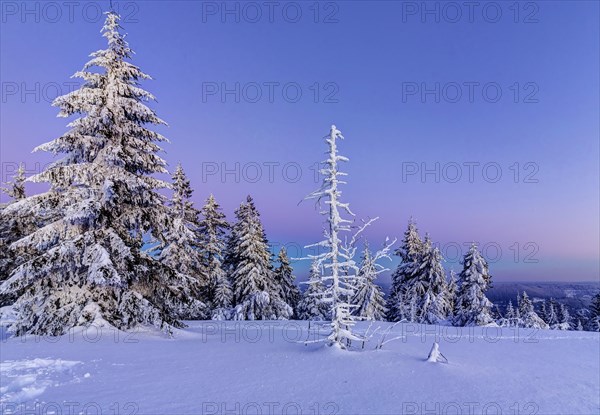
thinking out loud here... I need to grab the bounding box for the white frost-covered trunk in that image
[327,127,345,346]
[304,125,359,348]
[303,125,394,348]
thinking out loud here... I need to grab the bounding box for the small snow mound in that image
[426,342,448,363]
[0,358,82,404]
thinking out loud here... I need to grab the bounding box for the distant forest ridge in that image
[486,281,600,309]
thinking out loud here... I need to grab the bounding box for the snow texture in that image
[0,322,598,414]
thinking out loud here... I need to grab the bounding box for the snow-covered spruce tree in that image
[230,196,290,320]
[0,12,201,335]
[555,303,572,330]
[574,308,588,330]
[151,164,207,318]
[539,301,549,324]
[410,236,450,324]
[225,197,264,284]
[453,244,495,326]
[297,260,330,321]
[386,232,449,324]
[545,299,559,328]
[274,248,301,317]
[517,292,548,329]
[211,273,233,320]
[492,305,503,324]
[303,125,363,348]
[222,198,250,281]
[446,269,458,316]
[386,219,425,322]
[222,233,238,281]
[514,302,521,326]
[502,300,517,327]
[588,292,600,332]
[351,245,388,321]
[197,194,230,315]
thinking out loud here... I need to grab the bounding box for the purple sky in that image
[1,1,598,283]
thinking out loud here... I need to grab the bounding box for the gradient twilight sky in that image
[1,1,598,283]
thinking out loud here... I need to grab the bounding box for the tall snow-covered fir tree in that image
[453,244,495,327]
[409,236,450,324]
[297,260,330,321]
[386,219,425,322]
[387,229,448,324]
[273,248,301,317]
[197,194,231,318]
[517,291,548,329]
[351,245,388,321]
[160,165,203,276]
[222,197,255,281]
[152,163,207,318]
[0,11,202,335]
[230,196,290,320]
[303,125,362,348]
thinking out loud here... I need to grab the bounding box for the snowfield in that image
[1,321,598,415]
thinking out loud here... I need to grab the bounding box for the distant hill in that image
[487,281,600,310]
[373,280,599,311]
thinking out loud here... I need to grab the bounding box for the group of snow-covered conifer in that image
[1,11,599,344]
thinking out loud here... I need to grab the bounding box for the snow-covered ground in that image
[1,321,598,414]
